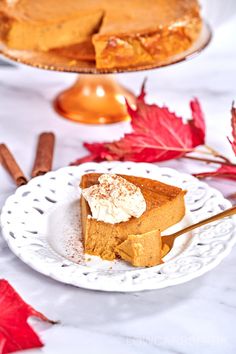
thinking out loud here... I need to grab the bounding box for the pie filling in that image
[115,230,163,267]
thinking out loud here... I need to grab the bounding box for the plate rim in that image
[1,161,235,292]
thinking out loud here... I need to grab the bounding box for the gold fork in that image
[162,205,236,254]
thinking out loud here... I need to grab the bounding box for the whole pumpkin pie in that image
[0,0,202,69]
[80,173,186,262]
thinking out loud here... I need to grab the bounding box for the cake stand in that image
[0,23,211,124]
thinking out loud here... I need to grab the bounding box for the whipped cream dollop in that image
[82,174,146,224]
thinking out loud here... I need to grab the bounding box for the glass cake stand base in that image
[54,75,136,124]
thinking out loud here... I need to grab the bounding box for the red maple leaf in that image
[71,142,118,165]
[194,165,236,181]
[228,104,236,155]
[71,84,205,165]
[194,103,236,181]
[0,280,56,354]
[188,98,206,147]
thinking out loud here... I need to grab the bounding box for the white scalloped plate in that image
[1,162,236,292]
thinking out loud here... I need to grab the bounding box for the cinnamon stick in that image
[0,144,28,186]
[31,132,55,177]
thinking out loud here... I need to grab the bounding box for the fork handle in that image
[166,205,236,239]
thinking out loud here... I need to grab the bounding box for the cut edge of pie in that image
[0,3,104,52]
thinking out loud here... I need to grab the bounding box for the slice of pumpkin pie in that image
[80,173,186,262]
